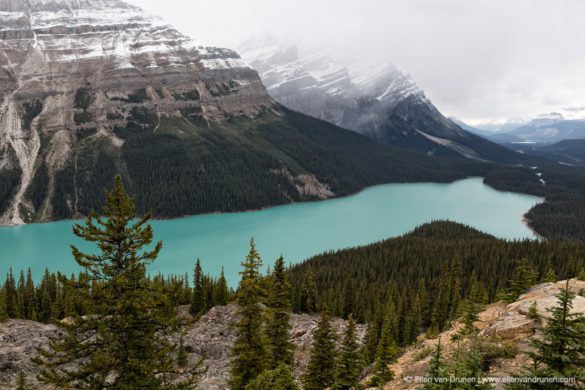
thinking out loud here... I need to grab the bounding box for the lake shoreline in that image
[0,176,544,229]
[0,178,545,286]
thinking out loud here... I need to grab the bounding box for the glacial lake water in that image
[0,178,543,287]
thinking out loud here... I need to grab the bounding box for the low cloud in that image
[133,0,585,123]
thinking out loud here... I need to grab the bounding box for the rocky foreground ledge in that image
[3,280,583,389]
[0,304,365,389]
[382,279,585,390]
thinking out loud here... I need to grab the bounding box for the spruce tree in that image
[303,312,337,390]
[543,261,557,283]
[448,258,462,319]
[405,293,423,345]
[0,286,7,322]
[17,271,26,319]
[430,264,451,333]
[38,287,52,323]
[300,267,318,313]
[449,337,490,390]
[24,268,36,320]
[364,303,384,364]
[266,255,295,368]
[16,370,28,390]
[460,299,478,334]
[177,334,188,368]
[4,269,19,318]
[190,259,205,316]
[216,267,230,306]
[245,364,299,390]
[507,259,538,302]
[332,315,362,390]
[342,281,356,319]
[230,239,268,390]
[422,338,446,390]
[33,176,193,389]
[369,311,396,387]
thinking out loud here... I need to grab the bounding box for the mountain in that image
[0,0,482,226]
[449,117,498,138]
[501,114,585,144]
[239,37,528,164]
[469,119,528,134]
[450,117,526,144]
[512,139,585,167]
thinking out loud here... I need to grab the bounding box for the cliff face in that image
[0,304,365,389]
[0,0,273,225]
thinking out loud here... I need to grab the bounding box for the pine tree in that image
[245,364,299,390]
[16,371,28,390]
[33,176,193,389]
[448,258,462,319]
[507,259,538,302]
[17,271,26,319]
[512,281,585,388]
[230,239,268,390]
[332,315,362,390]
[0,286,7,322]
[422,338,446,390]
[430,264,451,333]
[342,281,356,319]
[24,268,36,320]
[460,299,478,334]
[449,337,490,390]
[190,259,205,316]
[578,267,585,282]
[369,311,396,387]
[303,312,337,390]
[177,334,188,367]
[216,267,230,306]
[266,255,295,368]
[543,261,557,283]
[365,301,384,364]
[4,269,19,319]
[38,287,52,323]
[405,292,423,345]
[300,267,318,313]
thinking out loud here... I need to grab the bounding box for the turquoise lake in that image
[0,178,543,287]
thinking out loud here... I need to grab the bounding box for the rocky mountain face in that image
[380,279,585,390]
[0,0,271,225]
[239,37,527,164]
[0,0,482,226]
[0,304,365,389]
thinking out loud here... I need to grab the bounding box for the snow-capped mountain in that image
[0,0,275,225]
[239,36,525,164]
[497,112,585,145]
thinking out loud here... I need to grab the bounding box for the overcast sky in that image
[133,0,585,125]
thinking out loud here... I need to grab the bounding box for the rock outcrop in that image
[0,304,364,389]
[379,279,585,390]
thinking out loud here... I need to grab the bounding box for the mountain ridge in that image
[239,37,530,164]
